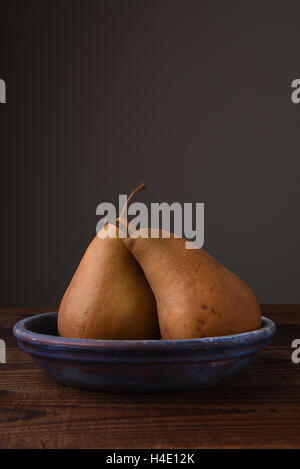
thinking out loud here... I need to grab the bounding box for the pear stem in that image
[120,183,146,220]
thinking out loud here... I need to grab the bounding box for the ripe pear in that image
[58,184,160,340]
[122,228,261,340]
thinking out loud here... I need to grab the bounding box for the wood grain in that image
[0,306,300,448]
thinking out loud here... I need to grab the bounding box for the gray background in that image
[1,1,299,306]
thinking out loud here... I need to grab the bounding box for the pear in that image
[58,184,159,340]
[122,228,261,340]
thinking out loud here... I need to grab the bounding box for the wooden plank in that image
[261,304,300,324]
[0,306,300,448]
[1,384,300,448]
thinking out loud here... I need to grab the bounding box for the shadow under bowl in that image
[13,312,276,393]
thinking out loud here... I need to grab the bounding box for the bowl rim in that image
[13,312,276,352]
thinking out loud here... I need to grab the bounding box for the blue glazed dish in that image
[13,312,276,393]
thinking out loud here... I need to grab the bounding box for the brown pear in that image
[58,184,159,340]
[122,228,261,340]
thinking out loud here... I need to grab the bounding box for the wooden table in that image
[0,306,300,449]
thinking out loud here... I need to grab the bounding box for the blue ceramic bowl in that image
[13,312,276,393]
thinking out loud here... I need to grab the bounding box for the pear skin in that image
[58,223,159,340]
[58,185,160,340]
[123,229,261,340]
